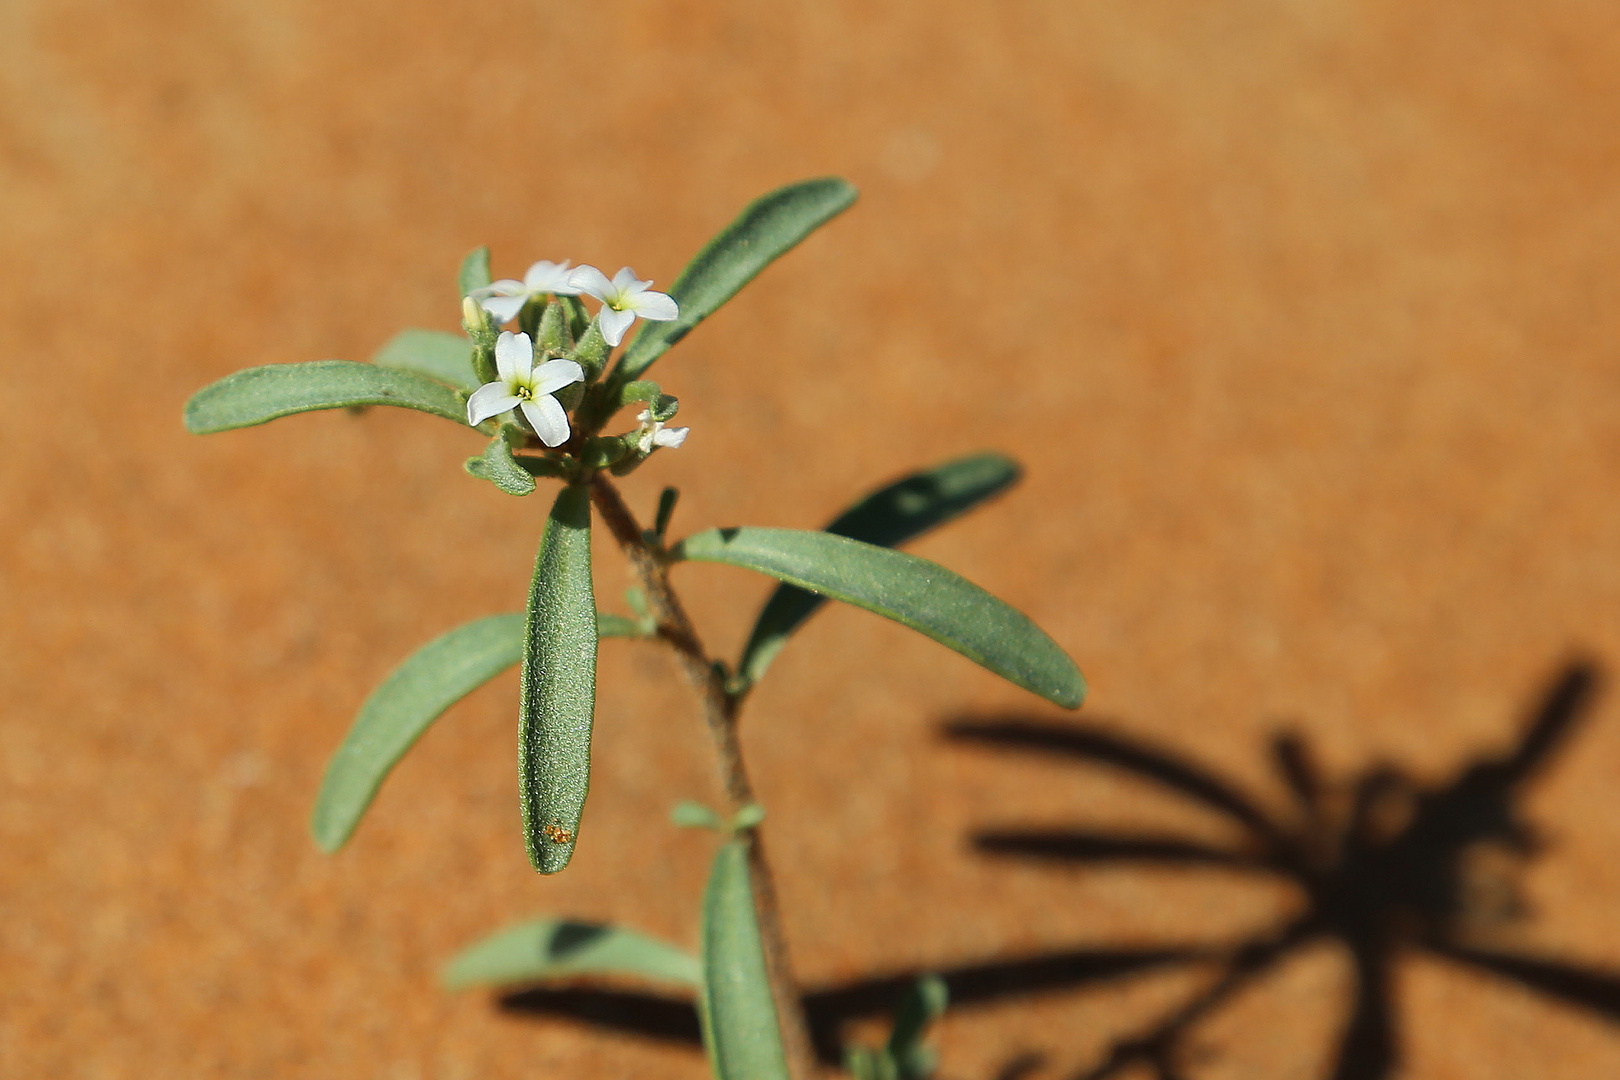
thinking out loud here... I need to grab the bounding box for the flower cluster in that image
[469,260,679,347]
[464,260,687,452]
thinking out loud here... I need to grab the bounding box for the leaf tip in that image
[815,175,861,208]
[525,823,579,874]
[439,954,477,992]
[308,804,350,854]
[1050,665,1087,710]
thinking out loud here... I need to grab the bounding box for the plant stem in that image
[589,473,819,1080]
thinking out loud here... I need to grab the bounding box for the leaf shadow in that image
[495,661,1620,1080]
[943,659,1620,1080]
[498,943,1206,1064]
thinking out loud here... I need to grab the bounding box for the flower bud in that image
[461,296,489,336]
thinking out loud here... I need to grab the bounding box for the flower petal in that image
[467,383,522,426]
[566,264,613,301]
[479,293,527,324]
[611,266,646,293]
[653,426,689,449]
[480,279,527,298]
[496,331,534,382]
[597,306,637,347]
[523,259,570,292]
[627,289,679,322]
[531,358,585,396]
[520,394,571,447]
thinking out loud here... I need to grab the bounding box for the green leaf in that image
[650,393,679,422]
[618,379,662,406]
[886,975,948,1079]
[471,428,538,496]
[443,918,701,991]
[184,361,468,434]
[581,435,632,469]
[537,298,572,354]
[737,453,1021,688]
[459,246,492,297]
[845,1046,891,1080]
[595,612,651,639]
[701,841,791,1080]
[519,484,599,873]
[672,800,725,830]
[309,606,651,853]
[570,318,610,382]
[617,177,858,379]
[371,328,479,390]
[679,528,1084,708]
[311,613,526,853]
[730,803,766,831]
[654,487,680,539]
[845,976,948,1080]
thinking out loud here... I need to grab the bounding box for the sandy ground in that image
[5,1,1620,1077]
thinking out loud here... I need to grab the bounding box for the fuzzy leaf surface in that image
[184,361,466,433]
[738,453,1020,687]
[443,918,701,991]
[681,527,1083,708]
[519,484,598,873]
[701,841,791,1080]
[477,432,538,496]
[618,177,858,378]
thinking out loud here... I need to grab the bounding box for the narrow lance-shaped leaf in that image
[738,453,1020,688]
[312,613,523,853]
[184,361,467,434]
[701,841,791,1080]
[371,328,479,390]
[311,611,648,853]
[520,483,598,873]
[678,528,1084,709]
[443,918,701,991]
[617,177,858,379]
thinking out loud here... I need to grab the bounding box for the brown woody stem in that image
[589,473,819,1080]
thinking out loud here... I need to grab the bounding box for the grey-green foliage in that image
[737,453,1021,689]
[701,841,791,1080]
[442,918,701,991]
[183,361,468,433]
[846,976,949,1080]
[617,177,858,379]
[459,246,492,297]
[472,426,538,496]
[672,800,726,830]
[311,611,649,854]
[680,527,1084,708]
[519,484,599,874]
[311,613,525,853]
[371,328,479,390]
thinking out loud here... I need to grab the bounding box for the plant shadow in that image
[499,661,1620,1079]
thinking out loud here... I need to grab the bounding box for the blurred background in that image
[5,0,1620,1077]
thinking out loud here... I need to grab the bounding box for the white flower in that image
[568,265,680,347]
[471,260,581,324]
[466,331,584,447]
[635,409,689,453]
